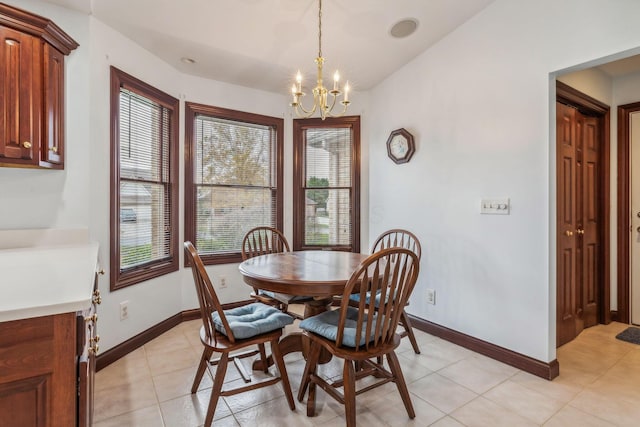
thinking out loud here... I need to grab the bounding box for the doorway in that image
[556,81,611,347]
[616,102,640,325]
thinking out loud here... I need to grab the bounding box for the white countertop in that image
[0,242,99,322]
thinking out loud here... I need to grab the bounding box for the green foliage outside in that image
[307,176,329,211]
[121,244,152,268]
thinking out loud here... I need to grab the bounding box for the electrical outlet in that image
[426,289,436,305]
[120,300,129,320]
[219,276,227,288]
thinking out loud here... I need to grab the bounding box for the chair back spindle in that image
[337,247,419,352]
[372,228,422,260]
[242,226,290,260]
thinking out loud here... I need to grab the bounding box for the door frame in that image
[556,81,611,329]
[616,102,640,323]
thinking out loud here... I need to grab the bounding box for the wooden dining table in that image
[239,250,370,369]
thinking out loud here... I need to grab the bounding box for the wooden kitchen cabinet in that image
[0,3,78,169]
[0,241,100,426]
[0,292,100,427]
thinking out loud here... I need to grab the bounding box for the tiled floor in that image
[94,320,640,426]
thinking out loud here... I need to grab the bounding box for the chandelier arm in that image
[324,100,350,118]
[325,91,338,113]
[294,96,318,117]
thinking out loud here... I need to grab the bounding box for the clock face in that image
[390,135,409,158]
[386,128,415,164]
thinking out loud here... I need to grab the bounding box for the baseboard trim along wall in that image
[97,304,558,380]
[408,314,559,380]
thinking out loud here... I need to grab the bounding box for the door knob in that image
[565,230,573,237]
[576,228,585,235]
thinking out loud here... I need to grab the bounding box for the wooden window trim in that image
[292,116,361,252]
[109,67,179,291]
[184,102,284,265]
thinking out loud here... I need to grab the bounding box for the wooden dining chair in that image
[298,247,420,427]
[242,226,311,317]
[184,241,296,427]
[370,229,422,354]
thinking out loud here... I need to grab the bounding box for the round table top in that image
[238,250,370,297]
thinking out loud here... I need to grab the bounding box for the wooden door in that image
[557,102,578,346]
[556,101,601,346]
[0,26,40,164]
[579,115,599,329]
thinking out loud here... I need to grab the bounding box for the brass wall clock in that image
[386,128,415,164]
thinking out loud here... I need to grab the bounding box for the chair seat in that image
[212,303,293,340]
[299,307,378,348]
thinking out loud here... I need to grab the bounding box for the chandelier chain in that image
[318,0,322,58]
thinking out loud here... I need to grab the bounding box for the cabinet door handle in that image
[92,289,102,305]
[22,141,32,149]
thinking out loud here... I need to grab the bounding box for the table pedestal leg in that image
[252,297,334,371]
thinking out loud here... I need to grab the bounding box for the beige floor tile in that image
[144,328,193,355]
[93,377,158,422]
[364,392,446,426]
[399,339,471,373]
[95,352,152,392]
[409,373,477,414]
[92,319,640,427]
[146,345,201,376]
[482,380,565,424]
[544,405,616,427]
[451,396,538,427]
[552,363,601,388]
[509,371,581,403]
[92,404,164,427]
[159,387,232,426]
[152,365,213,403]
[234,396,313,427]
[429,416,466,427]
[569,389,640,426]
[438,358,511,394]
[222,375,288,414]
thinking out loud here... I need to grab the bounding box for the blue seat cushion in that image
[349,290,381,306]
[212,303,293,340]
[299,307,378,347]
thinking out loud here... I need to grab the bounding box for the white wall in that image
[368,0,640,363]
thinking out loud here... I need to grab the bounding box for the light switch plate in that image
[481,198,510,215]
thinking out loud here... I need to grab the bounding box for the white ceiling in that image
[597,54,640,78]
[44,0,496,93]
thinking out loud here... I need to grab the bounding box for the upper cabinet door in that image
[0,27,40,166]
[43,44,64,167]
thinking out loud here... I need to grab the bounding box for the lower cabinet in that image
[0,305,97,426]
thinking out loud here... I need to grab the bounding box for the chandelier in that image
[290,0,350,120]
